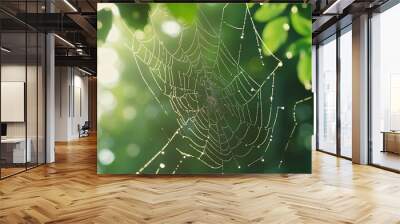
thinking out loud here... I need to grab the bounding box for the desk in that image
[382,131,400,154]
[1,138,31,163]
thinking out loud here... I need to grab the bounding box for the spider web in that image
[123,3,311,174]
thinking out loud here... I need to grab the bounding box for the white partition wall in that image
[54,67,89,141]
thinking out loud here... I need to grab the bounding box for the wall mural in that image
[97,3,313,174]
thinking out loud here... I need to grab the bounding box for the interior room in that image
[0,0,400,223]
[54,66,92,141]
[0,6,46,178]
[370,2,400,171]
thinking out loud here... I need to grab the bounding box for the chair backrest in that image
[82,121,90,129]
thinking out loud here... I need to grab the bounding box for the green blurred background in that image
[97,3,313,174]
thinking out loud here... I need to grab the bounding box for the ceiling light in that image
[63,0,78,12]
[323,0,341,14]
[322,0,355,15]
[1,47,11,53]
[76,48,85,55]
[78,67,92,76]
[54,34,75,48]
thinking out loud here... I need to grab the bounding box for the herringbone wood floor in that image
[1,135,400,224]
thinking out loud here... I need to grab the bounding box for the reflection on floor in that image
[0,167,25,177]
[0,163,42,178]
[341,147,352,158]
[373,150,400,171]
[0,135,400,223]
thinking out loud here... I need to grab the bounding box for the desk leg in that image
[382,133,386,153]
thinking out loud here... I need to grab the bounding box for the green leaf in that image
[117,4,150,30]
[166,4,198,25]
[295,123,313,149]
[254,4,287,22]
[247,3,255,8]
[97,8,113,44]
[262,17,289,55]
[287,37,311,57]
[290,9,311,37]
[297,51,312,90]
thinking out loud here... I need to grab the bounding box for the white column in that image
[45,0,56,163]
[46,32,55,163]
[352,14,369,164]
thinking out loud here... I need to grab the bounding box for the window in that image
[370,3,400,171]
[317,35,337,154]
[339,27,352,158]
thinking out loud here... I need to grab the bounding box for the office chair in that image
[79,121,90,138]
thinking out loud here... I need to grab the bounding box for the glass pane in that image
[339,28,352,158]
[26,0,39,169]
[318,36,337,154]
[27,31,38,169]
[1,30,27,177]
[371,5,400,171]
[0,1,46,178]
[38,32,45,165]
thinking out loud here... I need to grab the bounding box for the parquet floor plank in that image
[0,135,399,223]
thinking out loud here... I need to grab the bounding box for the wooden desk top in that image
[381,131,400,134]
[1,138,29,143]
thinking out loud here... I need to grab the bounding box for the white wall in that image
[55,66,69,141]
[55,67,89,141]
[1,64,46,164]
[1,65,37,137]
[73,73,89,137]
[1,65,27,140]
